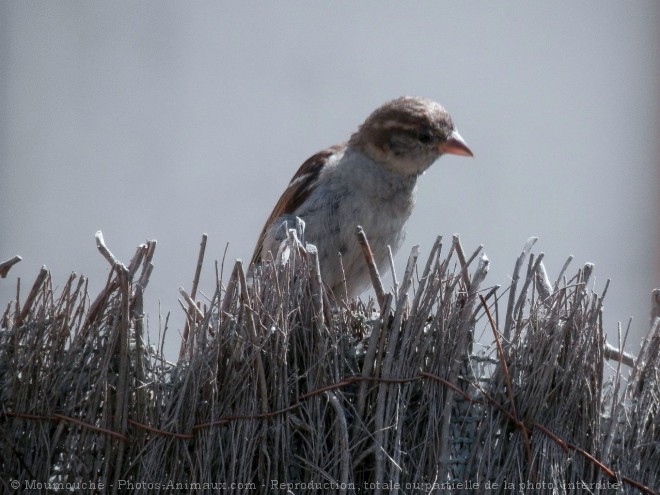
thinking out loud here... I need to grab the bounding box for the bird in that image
[250,96,473,298]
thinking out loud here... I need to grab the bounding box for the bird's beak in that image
[439,130,473,157]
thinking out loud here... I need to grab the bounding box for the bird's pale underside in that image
[251,96,473,298]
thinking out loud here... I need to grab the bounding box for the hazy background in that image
[2,2,658,361]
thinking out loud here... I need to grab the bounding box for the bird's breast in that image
[296,174,416,296]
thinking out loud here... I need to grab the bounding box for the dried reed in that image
[0,230,657,494]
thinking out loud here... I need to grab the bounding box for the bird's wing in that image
[250,143,346,266]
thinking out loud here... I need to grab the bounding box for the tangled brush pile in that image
[0,231,657,494]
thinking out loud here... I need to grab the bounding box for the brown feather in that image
[250,143,346,266]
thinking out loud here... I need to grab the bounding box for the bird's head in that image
[349,96,473,176]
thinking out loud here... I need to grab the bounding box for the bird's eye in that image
[417,129,433,144]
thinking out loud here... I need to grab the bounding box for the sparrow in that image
[250,96,472,298]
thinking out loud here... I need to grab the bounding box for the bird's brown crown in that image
[349,96,469,176]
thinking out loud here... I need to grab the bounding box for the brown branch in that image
[0,255,22,279]
[4,411,129,443]
[127,419,194,440]
[355,225,386,310]
[480,294,533,467]
[16,266,49,326]
[180,234,208,360]
[95,230,119,267]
